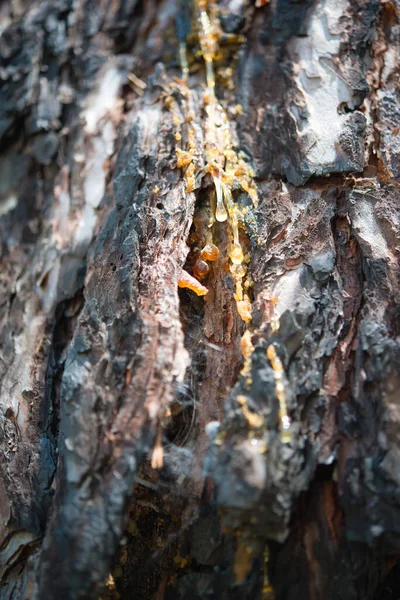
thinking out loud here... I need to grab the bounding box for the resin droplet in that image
[237,299,252,323]
[270,296,280,332]
[280,416,294,444]
[216,203,228,222]
[176,149,193,168]
[178,270,208,296]
[214,177,228,222]
[201,243,219,261]
[193,259,210,280]
[230,263,246,278]
[241,330,254,362]
[229,243,244,265]
[271,314,280,333]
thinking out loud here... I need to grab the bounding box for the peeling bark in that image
[0,1,399,599]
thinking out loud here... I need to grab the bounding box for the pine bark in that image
[0,1,399,599]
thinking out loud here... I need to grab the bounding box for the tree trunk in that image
[0,0,399,599]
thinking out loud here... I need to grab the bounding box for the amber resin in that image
[196,0,257,322]
[201,243,219,261]
[178,270,209,296]
[193,258,210,280]
[173,0,257,318]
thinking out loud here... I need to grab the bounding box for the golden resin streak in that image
[196,0,256,323]
[270,296,280,332]
[174,5,293,446]
[240,329,254,379]
[179,42,189,81]
[262,546,275,599]
[175,0,257,319]
[237,395,264,429]
[266,344,292,444]
[151,427,164,469]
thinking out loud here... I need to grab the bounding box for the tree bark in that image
[0,0,399,599]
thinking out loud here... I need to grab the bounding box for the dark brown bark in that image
[0,1,399,599]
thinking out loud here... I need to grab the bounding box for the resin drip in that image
[176,0,258,323]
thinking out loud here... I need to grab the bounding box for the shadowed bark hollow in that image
[0,1,399,599]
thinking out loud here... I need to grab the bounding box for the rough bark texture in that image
[0,0,399,599]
